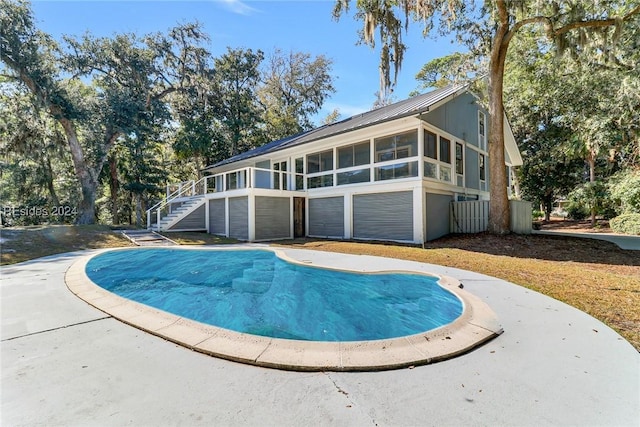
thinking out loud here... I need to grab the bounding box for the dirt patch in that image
[538,218,615,234]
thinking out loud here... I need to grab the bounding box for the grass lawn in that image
[1,225,638,350]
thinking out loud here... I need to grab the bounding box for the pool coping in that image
[64,246,503,371]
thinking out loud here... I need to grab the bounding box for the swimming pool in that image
[85,248,463,342]
[66,246,502,371]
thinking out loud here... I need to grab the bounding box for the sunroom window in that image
[375,161,418,181]
[375,131,417,163]
[307,150,333,174]
[336,141,371,186]
[338,141,370,169]
[307,149,334,189]
[423,129,454,183]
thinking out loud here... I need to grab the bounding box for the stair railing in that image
[146,166,306,230]
[147,176,208,230]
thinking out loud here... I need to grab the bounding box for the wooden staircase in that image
[149,195,205,232]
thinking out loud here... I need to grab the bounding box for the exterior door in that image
[293,197,305,238]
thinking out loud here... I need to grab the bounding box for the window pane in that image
[337,145,354,169]
[337,168,370,185]
[307,173,333,189]
[353,141,370,166]
[375,136,395,162]
[295,158,304,174]
[307,154,320,174]
[424,131,437,159]
[479,154,486,181]
[375,164,395,181]
[395,131,417,159]
[226,172,237,190]
[320,150,333,171]
[440,166,451,182]
[424,161,437,178]
[455,142,464,175]
[375,161,418,181]
[307,176,320,189]
[440,137,451,163]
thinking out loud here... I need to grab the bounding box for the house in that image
[147,83,523,243]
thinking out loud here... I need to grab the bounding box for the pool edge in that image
[65,246,503,372]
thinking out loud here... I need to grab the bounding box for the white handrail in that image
[146,167,306,230]
[146,177,207,229]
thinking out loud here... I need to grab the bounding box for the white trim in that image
[247,193,255,241]
[224,197,230,237]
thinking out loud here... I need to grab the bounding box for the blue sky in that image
[31,0,465,124]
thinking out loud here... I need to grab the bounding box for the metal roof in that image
[204,84,466,170]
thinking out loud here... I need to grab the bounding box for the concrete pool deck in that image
[2,246,639,426]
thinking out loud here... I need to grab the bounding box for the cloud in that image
[218,0,259,15]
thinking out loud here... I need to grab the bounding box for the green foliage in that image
[566,181,617,220]
[565,202,589,221]
[210,47,265,157]
[1,0,211,223]
[259,49,335,141]
[413,52,477,92]
[608,169,640,214]
[531,209,544,220]
[2,1,337,227]
[610,213,640,235]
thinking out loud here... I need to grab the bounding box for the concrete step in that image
[231,278,272,294]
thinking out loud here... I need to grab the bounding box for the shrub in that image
[608,169,640,215]
[566,202,589,220]
[567,181,612,220]
[610,214,640,235]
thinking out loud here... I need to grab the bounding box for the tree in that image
[0,81,77,220]
[1,0,210,223]
[333,0,640,234]
[321,108,341,125]
[414,52,476,91]
[210,47,265,158]
[259,49,335,141]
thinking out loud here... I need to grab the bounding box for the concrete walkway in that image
[121,229,177,246]
[533,229,640,250]
[2,247,639,426]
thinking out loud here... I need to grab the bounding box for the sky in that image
[30,0,466,124]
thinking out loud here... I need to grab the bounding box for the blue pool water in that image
[86,248,463,341]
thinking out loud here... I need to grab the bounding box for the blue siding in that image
[422,93,487,149]
[426,193,452,241]
[465,148,480,190]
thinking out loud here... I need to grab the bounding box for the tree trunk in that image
[59,118,98,224]
[109,155,119,225]
[44,157,60,207]
[588,151,596,226]
[135,193,142,227]
[544,197,552,222]
[486,23,511,235]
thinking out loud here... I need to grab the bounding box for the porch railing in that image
[146,167,304,230]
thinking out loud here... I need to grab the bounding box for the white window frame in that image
[478,111,487,151]
[423,128,454,184]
